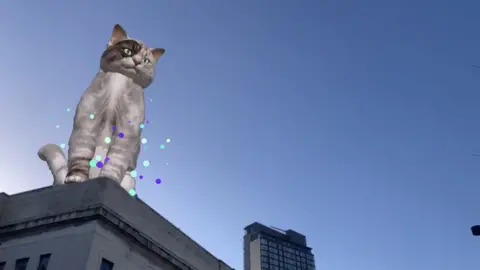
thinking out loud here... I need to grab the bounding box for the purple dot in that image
[96,161,103,168]
[139,175,143,179]
[128,120,131,124]
[146,120,150,124]
[155,178,161,184]
[112,125,116,131]
[118,132,124,138]
[104,157,110,163]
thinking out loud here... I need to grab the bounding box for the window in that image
[100,258,114,270]
[15,257,29,270]
[0,262,5,270]
[37,254,51,270]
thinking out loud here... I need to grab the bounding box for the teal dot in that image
[160,144,165,149]
[89,159,97,167]
[104,137,111,144]
[89,114,95,119]
[141,138,147,144]
[66,108,71,112]
[143,160,150,167]
[128,189,136,196]
[140,123,145,129]
[130,170,137,177]
[95,155,102,161]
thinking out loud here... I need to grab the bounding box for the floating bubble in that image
[118,132,125,138]
[141,138,147,144]
[166,138,171,143]
[89,114,95,119]
[128,189,136,196]
[143,160,150,167]
[66,108,71,112]
[104,137,111,144]
[130,170,137,177]
[95,155,102,161]
[160,144,165,149]
[139,175,144,179]
[89,159,96,167]
[60,144,66,149]
[56,125,60,129]
[96,161,103,168]
[155,178,161,184]
[140,123,145,129]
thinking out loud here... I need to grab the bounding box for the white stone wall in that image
[0,221,95,270]
[85,221,178,270]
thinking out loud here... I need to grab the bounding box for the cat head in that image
[100,24,165,88]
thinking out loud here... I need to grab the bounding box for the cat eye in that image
[142,58,151,64]
[122,48,132,56]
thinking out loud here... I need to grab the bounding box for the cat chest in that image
[103,73,131,108]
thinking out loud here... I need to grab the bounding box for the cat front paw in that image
[65,172,88,183]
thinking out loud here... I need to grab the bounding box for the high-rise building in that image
[243,222,315,270]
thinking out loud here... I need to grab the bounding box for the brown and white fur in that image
[38,24,165,192]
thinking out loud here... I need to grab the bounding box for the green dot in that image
[104,137,111,144]
[160,144,165,149]
[89,114,95,119]
[130,170,137,177]
[89,159,96,167]
[128,189,136,196]
[95,155,102,161]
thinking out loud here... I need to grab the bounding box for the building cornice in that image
[0,204,193,270]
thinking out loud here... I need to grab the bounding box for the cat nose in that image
[133,55,142,65]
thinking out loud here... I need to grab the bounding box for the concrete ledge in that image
[0,178,233,270]
[0,205,192,270]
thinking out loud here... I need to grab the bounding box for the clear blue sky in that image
[0,1,479,269]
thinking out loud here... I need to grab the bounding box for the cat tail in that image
[38,144,68,186]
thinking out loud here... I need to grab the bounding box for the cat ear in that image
[151,48,166,62]
[107,24,128,47]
